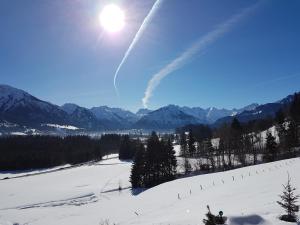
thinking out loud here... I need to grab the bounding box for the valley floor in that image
[0,156,300,225]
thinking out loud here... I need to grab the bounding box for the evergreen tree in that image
[231,117,242,131]
[180,131,192,174]
[134,132,177,188]
[188,130,196,156]
[277,175,299,222]
[180,132,187,156]
[284,120,298,158]
[130,143,146,188]
[275,109,285,125]
[275,110,287,158]
[119,135,131,160]
[290,93,300,124]
[203,139,215,171]
[143,132,159,187]
[119,135,142,160]
[240,134,251,166]
[230,118,243,168]
[264,132,277,162]
[218,137,227,170]
[165,138,177,179]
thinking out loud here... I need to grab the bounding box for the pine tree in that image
[276,109,285,125]
[130,144,145,188]
[231,117,242,131]
[286,120,299,154]
[230,118,243,168]
[130,134,177,188]
[188,130,196,156]
[290,93,300,124]
[165,138,177,179]
[180,132,191,174]
[180,132,187,156]
[288,93,300,150]
[275,110,287,158]
[119,135,131,160]
[203,139,215,171]
[277,175,299,222]
[264,132,277,162]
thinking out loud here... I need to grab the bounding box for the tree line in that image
[130,132,177,188]
[177,93,300,173]
[0,134,121,170]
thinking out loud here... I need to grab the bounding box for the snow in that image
[211,126,279,149]
[211,137,220,149]
[231,111,238,116]
[0,121,18,128]
[1,156,300,225]
[10,132,27,136]
[252,110,263,115]
[173,144,181,156]
[259,126,279,145]
[0,164,71,180]
[42,124,80,130]
[0,154,119,180]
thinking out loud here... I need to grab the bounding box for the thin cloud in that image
[142,1,262,108]
[113,0,163,96]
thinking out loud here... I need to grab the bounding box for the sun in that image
[99,4,125,33]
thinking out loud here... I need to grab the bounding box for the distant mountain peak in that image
[1,84,298,133]
[61,103,80,115]
[136,108,152,117]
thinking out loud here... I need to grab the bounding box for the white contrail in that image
[142,2,262,108]
[114,0,163,95]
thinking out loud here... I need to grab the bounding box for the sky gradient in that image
[0,0,299,112]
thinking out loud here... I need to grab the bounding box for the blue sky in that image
[0,0,299,112]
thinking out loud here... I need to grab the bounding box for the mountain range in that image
[0,84,297,134]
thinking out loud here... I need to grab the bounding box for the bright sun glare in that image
[99,4,125,33]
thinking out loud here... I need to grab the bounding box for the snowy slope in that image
[0,156,300,225]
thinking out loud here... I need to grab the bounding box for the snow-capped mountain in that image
[136,108,152,117]
[239,103,260,112]
[1,84,298,133]
[0,85,70,127]
[277,93,296,105]
[90,106,138,129]
[214,95,298,126]
[61,104,104,130]
[134,104,261,130]
[133,105,202,130]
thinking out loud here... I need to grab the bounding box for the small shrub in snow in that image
[203,205,226,225]
[277,175,299,222]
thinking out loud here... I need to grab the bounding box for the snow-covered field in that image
[0,154,118,180]
[0,156,300,225]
